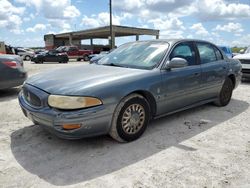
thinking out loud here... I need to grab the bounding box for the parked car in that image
[89,51,109,64]
[218,46,233,58]
[34,49,46,54]
[16,48,35,61]
[19,39,241,142]
[56,46,93,61]
[233,46,250,79]
[31,50,68,64]
[0,54,27,89]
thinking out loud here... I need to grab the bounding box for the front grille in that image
[239,59,250,64]
[242,69,250,74]
[23,87,42,107]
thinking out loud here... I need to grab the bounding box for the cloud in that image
[195,0,250,21]
[81,12,132,28]
[0,0,25,34]
[47,19,71,31]
[15,0,80,19]
[231,34,250,47]
[214,22,244,33]
[190,23,209,36]
[26,24,46,32]
[148,17,185,38]
[114,0,250,21]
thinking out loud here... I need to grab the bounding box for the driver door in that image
[45,51,57,62]
[158,42,202,114]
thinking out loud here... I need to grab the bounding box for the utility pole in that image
[109,0,113,49]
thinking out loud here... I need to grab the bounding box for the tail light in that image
[3,61,18,68]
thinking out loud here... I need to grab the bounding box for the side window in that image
[213,46,223,60]
[169,43,196,66]
[69,47,77,51]
[197,43,217,64]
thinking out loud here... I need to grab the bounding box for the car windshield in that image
[56,46,66,52]
[245,47,250,54]
[98,41,169,69]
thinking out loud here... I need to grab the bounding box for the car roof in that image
[128,39,216,46]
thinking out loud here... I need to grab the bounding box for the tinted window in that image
[170,43,196,66]
[197,43,217,64]
[69,47,77,51]
[214,47,223,60]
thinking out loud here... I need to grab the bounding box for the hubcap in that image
[121,104,145,135]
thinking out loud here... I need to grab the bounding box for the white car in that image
[16,48,35,61]
[233,47,250,79]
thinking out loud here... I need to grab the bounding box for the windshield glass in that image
[98,41,169,69]
[56,46,66,52]
[245,47,250,54]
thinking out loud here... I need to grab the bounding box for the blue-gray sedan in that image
[19,39,242,142]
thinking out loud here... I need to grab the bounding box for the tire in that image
[109,94,150,142]
[83,55,89,61]
[25,55,31,61]
[77,58,81,61]
[214,77,233,107]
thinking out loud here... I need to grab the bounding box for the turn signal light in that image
[62,124,81,130]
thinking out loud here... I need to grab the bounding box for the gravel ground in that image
[0,61,250,188]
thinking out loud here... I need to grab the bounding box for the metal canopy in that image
[54,25,160,40]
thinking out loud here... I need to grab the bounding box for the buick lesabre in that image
[19,39,242,142]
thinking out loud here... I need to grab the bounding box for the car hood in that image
[233,53,250,60]
[26,64,148,95]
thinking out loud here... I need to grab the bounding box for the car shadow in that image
[10,99,249,186]
[0,87,20,102]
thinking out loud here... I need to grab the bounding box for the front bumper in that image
[18,86,113,139]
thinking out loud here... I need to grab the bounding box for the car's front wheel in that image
[25,55,31,61]
[214,77,233,107]
[109,94,150,142]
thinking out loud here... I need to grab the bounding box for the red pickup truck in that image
[56,46,93,61]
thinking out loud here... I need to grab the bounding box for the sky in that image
[0,0,250,47]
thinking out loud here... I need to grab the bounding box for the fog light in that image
[62,124,81,130]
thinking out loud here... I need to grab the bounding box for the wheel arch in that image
[228,74,236,89]
[125,90,157,118]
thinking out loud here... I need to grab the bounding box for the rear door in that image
[159,41,202,114]
[196,42,228,99]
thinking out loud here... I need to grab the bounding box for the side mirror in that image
[167,57,188,69]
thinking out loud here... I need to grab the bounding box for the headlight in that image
[48,95,102,110]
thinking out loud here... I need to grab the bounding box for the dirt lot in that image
[0,61,250,188]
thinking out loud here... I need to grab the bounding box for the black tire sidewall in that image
[83,55,89,61]
[219,78,233,106]
[116,97,150,142]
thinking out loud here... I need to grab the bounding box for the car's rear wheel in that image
[214,77,233,107]
[109,94,150,142]
[83,55,89,61]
